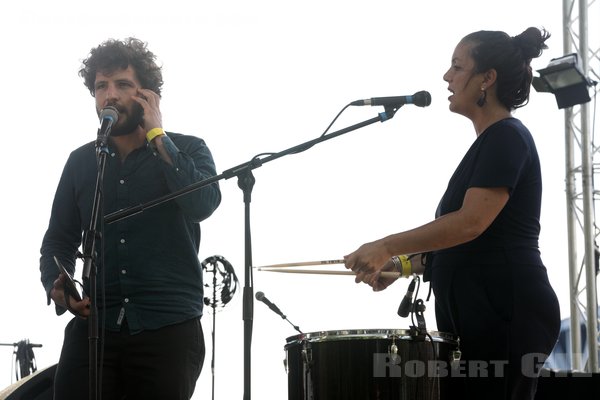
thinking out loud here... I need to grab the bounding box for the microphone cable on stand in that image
[202,255,239,400]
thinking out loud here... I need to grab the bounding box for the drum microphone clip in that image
[412,299,428,339]
[398,275,429,339]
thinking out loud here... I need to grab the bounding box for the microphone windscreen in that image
[255,291,265,301]
[100,106,119,123]
[414,91,432,107]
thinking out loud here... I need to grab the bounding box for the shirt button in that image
[119,179,125,184]
[120,238,125,244]
[111,152,116,157]
[124,298,129,303]
[121,269,127,274]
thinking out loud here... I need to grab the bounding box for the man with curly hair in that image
[40,37,221,399]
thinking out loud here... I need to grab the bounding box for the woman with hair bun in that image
[345,27,560,400]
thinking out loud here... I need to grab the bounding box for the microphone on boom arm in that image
[351,91,432,108]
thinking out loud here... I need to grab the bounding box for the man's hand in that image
[133,88,162,131]
[51,274,91,318]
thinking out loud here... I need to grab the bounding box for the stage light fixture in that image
[532,53,593,109]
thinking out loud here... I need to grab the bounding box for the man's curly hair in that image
[79,38,163,97]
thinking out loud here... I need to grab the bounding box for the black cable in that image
[289,102,354,154]
[409,276,421,328]
[404,275,439,399]
[321,103,352,137]
[237,101,360,168]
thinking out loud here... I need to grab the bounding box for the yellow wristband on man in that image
[391,255,412,278]
[146,127,165,142]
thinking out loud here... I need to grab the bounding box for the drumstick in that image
[257,267,401,279]
[252,259,345,269]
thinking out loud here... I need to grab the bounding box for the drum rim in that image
[284,328,457,346]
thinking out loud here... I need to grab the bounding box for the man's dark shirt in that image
[40,132,221,333]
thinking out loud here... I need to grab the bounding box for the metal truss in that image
[563,0,600,373]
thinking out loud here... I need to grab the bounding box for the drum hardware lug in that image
[301,343,313,365]
[388,336,400,363]
[450,337,462,370]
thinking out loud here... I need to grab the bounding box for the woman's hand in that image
[344,240,399,291]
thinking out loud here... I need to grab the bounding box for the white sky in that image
[0,1,590,398]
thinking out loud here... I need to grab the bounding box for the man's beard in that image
[109,103,144,137]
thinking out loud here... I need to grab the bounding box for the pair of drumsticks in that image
[254,259,401,278]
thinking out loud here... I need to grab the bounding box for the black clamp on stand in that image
[104,104,401,400]
[408,299,428,341]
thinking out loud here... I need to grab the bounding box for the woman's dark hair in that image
[462,27,550,110]
[79,37,163,97]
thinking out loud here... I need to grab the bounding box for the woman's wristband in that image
[391,255,412,277]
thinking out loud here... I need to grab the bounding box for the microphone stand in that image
[207,262,218,400]
[236,168,255,400]
[104,106,400,400]
[80,131,111,400]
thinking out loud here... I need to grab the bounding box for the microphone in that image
[397,277,417,317]
[351,91,431,107]
[255,291,285,319]
[97,106,119,143]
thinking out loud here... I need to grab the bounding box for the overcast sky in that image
[0,1,589,398]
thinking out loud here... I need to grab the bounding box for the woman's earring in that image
[477,86,487,107]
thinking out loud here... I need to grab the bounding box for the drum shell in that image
[284,329,458,400]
